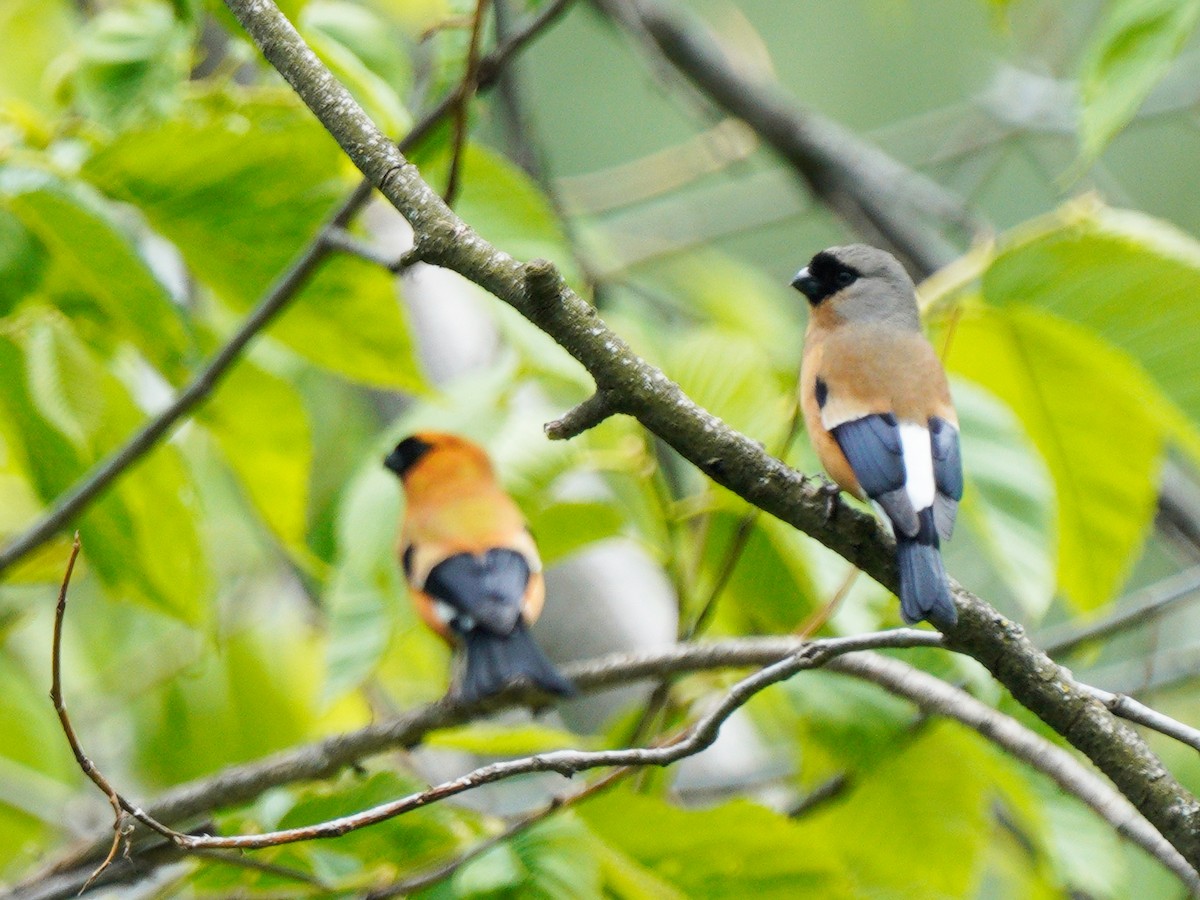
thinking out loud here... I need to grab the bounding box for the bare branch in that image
[543,390,617,439]
[590,0,982,277]
[444,0,492,206]
[1081,685,1200,755]
[213,0,1200,868]
[1039,565,1200,657]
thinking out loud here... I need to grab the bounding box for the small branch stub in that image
[545,391,618,440]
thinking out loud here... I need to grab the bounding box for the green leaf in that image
[69,0,193,128]
[667,328,792,445]
[977,203,1200,460]
[426,722,591,755]
[526,500,623,567]
[198,360,312,546]
[951,379,1056,618]
[0,655,77,875]
[323,463,410,700]
[440,816,604,900]
[1078,0,1200,161]
[0,0,76,114]
[703,510,819,634]
[272,771,466,872]
[0,207,49,317]
[946,304,1163,611]
[794,723,1000,897]
[0,315,208,620]
[81,93,423,390]
[580,792,849,897]
[0,168,190,376]
[135,619,327,783]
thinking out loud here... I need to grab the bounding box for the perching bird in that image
[792,245,962,628]
[384,432,575,702]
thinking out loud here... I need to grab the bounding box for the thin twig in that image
[1039,565,1200,657]
[1081,685,1200,754]
[365,765,633,897]
[51,537,177,888]
[444,0,492,206]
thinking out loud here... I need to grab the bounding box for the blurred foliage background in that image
[3,0,1200,896]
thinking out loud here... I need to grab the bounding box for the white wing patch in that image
[898,423,935,512]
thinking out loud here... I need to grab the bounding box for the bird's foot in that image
[817,479,842,520]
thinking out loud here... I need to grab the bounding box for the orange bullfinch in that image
[792,245,962,628]
[383,432,575,702]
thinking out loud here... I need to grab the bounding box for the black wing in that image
[929,416,962,540]
[424,548,530,636]
[830,413,919,537]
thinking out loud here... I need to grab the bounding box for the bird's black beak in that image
[384,435,432,477]
[790,266,821,301]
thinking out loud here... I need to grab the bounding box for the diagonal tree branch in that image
[589,0,981,277]
[211,0,1200,869]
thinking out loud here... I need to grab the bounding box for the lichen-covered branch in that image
[217,0,1200,869]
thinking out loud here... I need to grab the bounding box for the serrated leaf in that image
[667,328,792,444]
[0,168,190,376]
[946,304,1162,611]
[1079,0,1200,161]
[81,94,423,390]
[199,360,311,545]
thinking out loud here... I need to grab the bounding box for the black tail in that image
[459,621,575,704]
[896,508,957,628]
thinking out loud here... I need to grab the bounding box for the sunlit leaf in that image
[976,203,1200,460]
[0,0,75,113]
[667,328,792,445]
[82,93,423,390]
[199,360,312,546]
[0,315,207,620]
[581,791,849,897]
[68,0,193,128]
[946,304,1163,611]
[1078,0,1200,161]
[0,168,190,376]
[951,378,1056,618]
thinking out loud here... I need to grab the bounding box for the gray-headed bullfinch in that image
[383,432,575,702]
[792,245,962,628]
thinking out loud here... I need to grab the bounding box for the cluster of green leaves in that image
[1,0,1200,897]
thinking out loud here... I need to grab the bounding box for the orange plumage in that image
[383,432,571,702]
